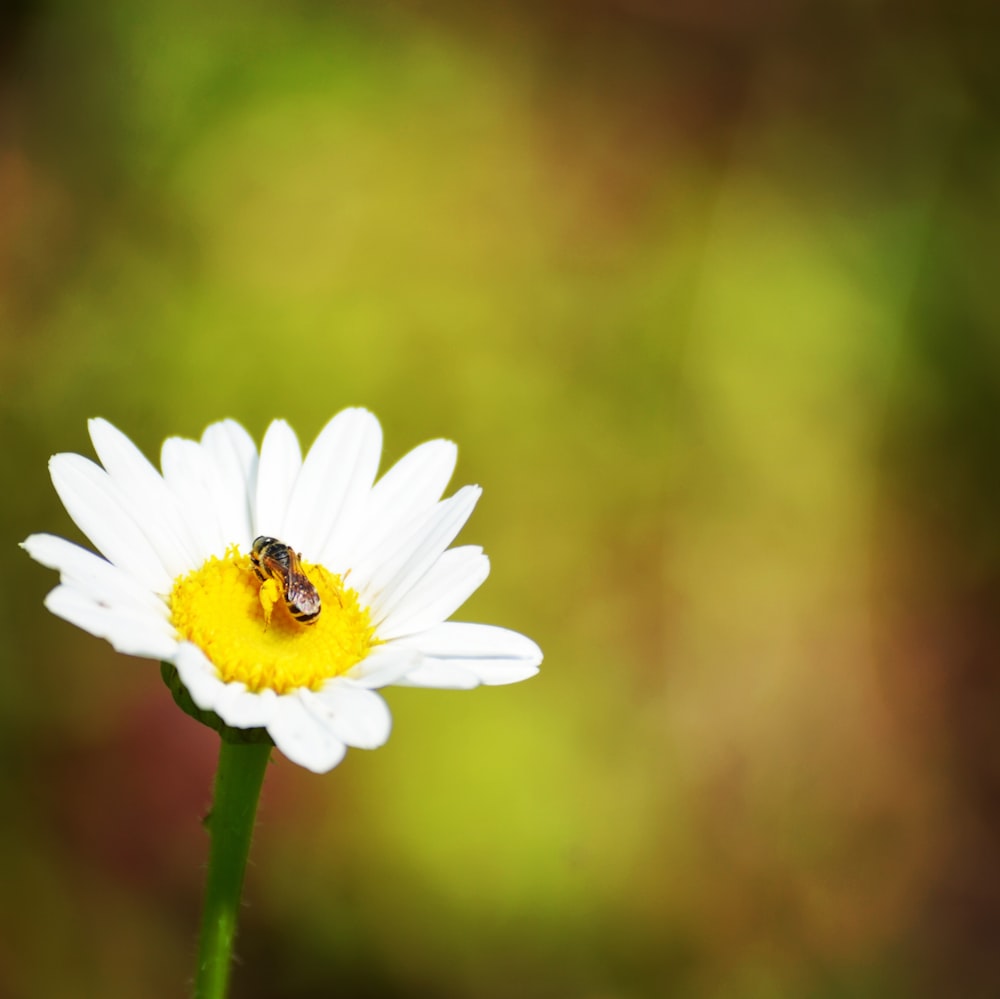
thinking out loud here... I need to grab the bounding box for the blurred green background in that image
[2,1,1000,997]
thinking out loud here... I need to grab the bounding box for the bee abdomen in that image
[288,604,321,625]
[285,579,321,625]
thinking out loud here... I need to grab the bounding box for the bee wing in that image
[286,573,322,616]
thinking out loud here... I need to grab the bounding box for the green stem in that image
[194,737,272,999]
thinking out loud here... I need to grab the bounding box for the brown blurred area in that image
[2,1,1000,996]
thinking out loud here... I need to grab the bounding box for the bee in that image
[250,536,321,625]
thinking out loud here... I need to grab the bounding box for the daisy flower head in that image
[23,410,542,773]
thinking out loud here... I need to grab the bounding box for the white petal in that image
[341,439,457,567]
[173,646,374,769]
[308,682,392,749]
[175,644,282,730]
[174,644,280,731]
[406,621,542,658]
[22,534,170,618]
[212,683,280,729]
[266,694,347,773]
[375,546,489,640]
[49,453,174,594]
[45,585,178,659]
[360,486,482,625]
[345,643,423,688]
[284,408,382,563]
[254,420,302,540]
[200,419,258,551]
[393,622,542,687]
[393,661,483,689]
[174,642,230,709]
[161,437,226,557]
[456,659,541,685]
[88,418,201,576]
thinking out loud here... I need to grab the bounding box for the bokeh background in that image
[2,1,999,997]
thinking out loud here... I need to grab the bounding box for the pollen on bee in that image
[258,577,281,628]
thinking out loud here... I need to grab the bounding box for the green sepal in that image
[160,661,274,746]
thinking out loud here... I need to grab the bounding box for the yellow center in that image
[169,546,377,694]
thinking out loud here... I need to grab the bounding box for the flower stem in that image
[194,737,272,999]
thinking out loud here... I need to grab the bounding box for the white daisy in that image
[22,410,542,773]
